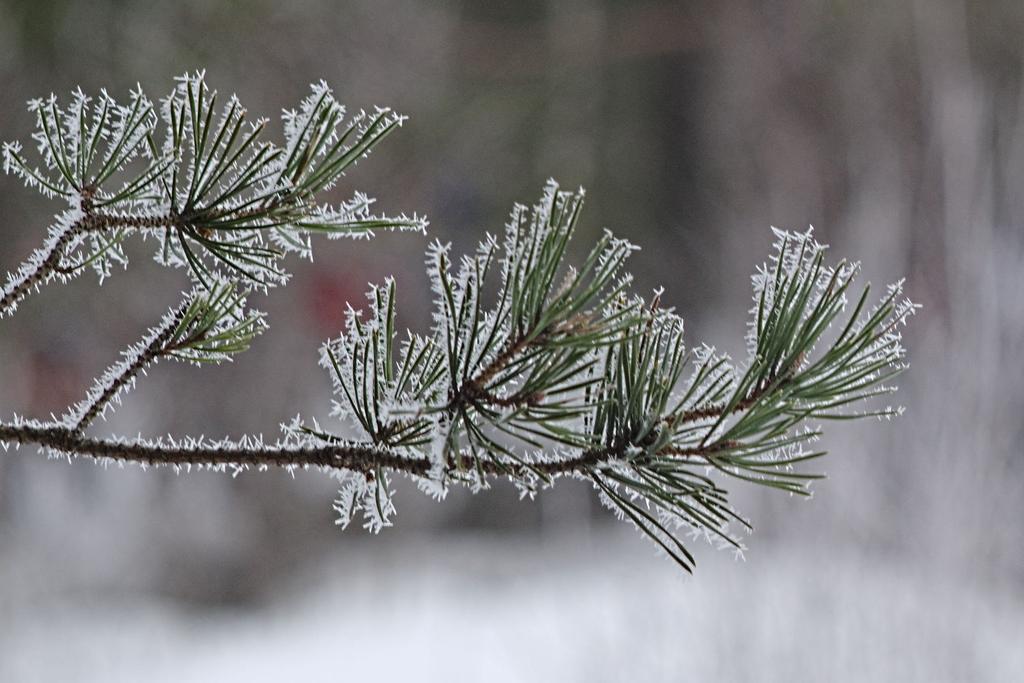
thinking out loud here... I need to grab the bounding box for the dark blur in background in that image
[0,1,1021,681]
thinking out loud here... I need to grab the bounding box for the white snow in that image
[0,532,1019,683]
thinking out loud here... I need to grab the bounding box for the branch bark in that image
[68,299,192,432]
[0,420,721,479]
[0,222,84,317]
[0,422,430,474]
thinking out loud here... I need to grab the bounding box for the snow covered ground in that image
[2,531,1020,682]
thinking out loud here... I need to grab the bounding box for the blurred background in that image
[0,1,1021,680]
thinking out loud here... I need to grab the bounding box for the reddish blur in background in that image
[0,2,1021,681]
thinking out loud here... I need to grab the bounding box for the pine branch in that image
[666,372,791,425]
[66,298,191,432]
[0,421,425,474]
[2,73,425,311]
[447,331,539,410]
[0,420,731,478]
[59,277,263,436]
[0,74,918,573]
[0,205,181,319]
[0,215,84,318]
[305,187,916,568]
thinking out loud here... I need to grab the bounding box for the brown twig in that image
[0,223,85,317]
[0,208,180,318]
[0,422,431,475]
[446,331,538,412]
[0,420,732,480]
[70,300,192,433]
[667,371,798,427]
[0,191,289,318]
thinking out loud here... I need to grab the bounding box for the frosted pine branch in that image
[62,282,264,432]
[1,72,425,315]
[0,74,918,573]
[64,298,192,432]
[0,208,84,318]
